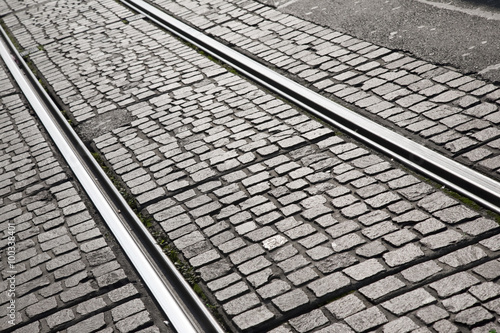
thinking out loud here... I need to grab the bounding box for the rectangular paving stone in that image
[383,243,425,267]
[232,306,274,331]
[359,276,406,301]
[326,294,366,320]
[307,272,351,298]
[344,306,388,332]
[342,258,385,281]
[381,288,436,315]
[429,272,480,298]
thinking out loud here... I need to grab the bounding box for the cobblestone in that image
[383,243,425,267]
[233,306,275,331]
[307,272,351,297]
[344,306,388,332]
[326,294,366,319]
[289,309,328,333]
[359,275,405,301]
[430,272,480,297]
[272,289,309,312]
[382,288,436,315]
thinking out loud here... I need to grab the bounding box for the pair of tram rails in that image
[1,0,500,331]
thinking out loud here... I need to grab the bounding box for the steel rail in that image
[122,0,500,215]
[0,26,224,333]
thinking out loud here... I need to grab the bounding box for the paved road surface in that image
[2,0,500,331]
[268,0,500,82]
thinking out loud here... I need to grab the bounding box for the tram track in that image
[121,0,500,216]
[0,24,225,333]
[2,0,500,332]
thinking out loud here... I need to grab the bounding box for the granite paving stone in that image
[429,272,480,298]
[325,293,366,319]
[344,306,388,332]
[288,309,328,333]
[383,316,419,333]
[454,306,494,327]
[359,275,406,301]
[381,288,436,315]
[272,289,309,313]
[232,306,275,331]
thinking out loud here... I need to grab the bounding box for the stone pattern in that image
[0,61,163,332]
[150,0,500,181]
[271,235,500,332]
[1,0,500,332]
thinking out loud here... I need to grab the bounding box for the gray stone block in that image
[289,309,328,333]
[307,272,350,297]
[67,313,105,333]
[344,306,388,332]
[469,282,500,302]
[381,288,436,315]
[326,294,366,319]
[76,297,107,315]
[233,306,274,331]
[473,260,500,280]
[46,309,75,329]
[420,229,463,250]
[223,293,260,316]
[112,299,146,322]
[416,305,449,324]
[272,289,309,313]
[355,240,387,258]
[359,275,405,301]
[383,243,424,267]
[382,316,419,333]
[442,292,478,313]
[429,272,480,297]
[343,258,385,281]
[115,311,152,333]
[238,256,272,276]
[438,245,487,268]
[455,306,494,327]
[25,297,57,318]
[257,280,290,299]
[215,281,249,302]
[401,260,442,283]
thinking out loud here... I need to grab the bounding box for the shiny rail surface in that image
[122,0,500,215]
[0,25,225,333]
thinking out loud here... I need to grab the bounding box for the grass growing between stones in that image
[441,187,500,225]
[91,151,224,325]
[389,154,500,225]
[0,20,21,51]
[323,290,356,305]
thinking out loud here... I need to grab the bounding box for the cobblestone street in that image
[1,0,500,332]
[150,0,500,181]
[0,61,166,332]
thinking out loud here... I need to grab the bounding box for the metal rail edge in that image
[0,26,225,333]
[122,0,500,215]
